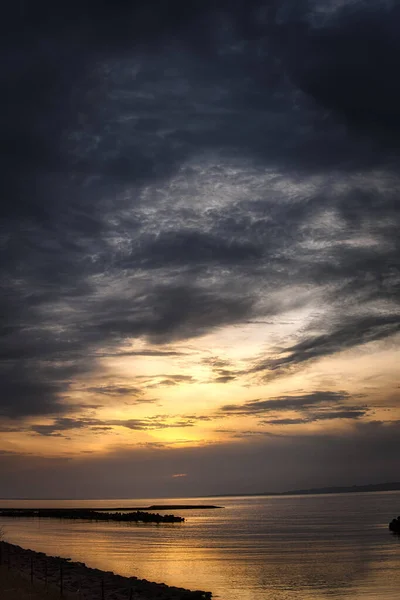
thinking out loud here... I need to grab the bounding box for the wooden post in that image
[30,556,34,583]
[8,545,10,570]
[60,561,63,597]
[101,577,105,600]
[129,588,133,600]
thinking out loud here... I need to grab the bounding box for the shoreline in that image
[0,541,212,600]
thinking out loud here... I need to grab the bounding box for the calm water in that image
[1,492,399,600]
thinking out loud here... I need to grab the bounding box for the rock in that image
[389,517,400,533]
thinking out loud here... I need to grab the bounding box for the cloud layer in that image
[0,0,399,493]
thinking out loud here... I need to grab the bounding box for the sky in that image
[0,0,399,499]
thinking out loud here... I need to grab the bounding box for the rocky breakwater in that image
[0,508,184,523]
[389,516,400,533]
[0,541,212,600]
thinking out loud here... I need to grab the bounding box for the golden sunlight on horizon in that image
[2,317,398,459]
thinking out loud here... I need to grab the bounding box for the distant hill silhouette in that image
[279,481,400,496]
[210,481,400,498]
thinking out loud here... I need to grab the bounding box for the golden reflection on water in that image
[1,494,400,600]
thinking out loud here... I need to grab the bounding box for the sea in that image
[1,491,399,600]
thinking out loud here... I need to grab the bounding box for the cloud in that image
[251,315,400,377]
[145,375,196,388]
[30,418,102,437]
[214,375,237,383]
[114,417,195,431]
[26,415,197,437]
[220,390,369,425]
[283,1,400,133]
[93,284,255,344]
[1,419,399,498]
[221,391,351,414]
[203,357,238,383]
[134,231,263,269]
[182,415,214,422]
[0,367,67,418]
[264,410,368,426]
[0,0,399,421]
[86,385,143,396]
[90,426,113,432]
[99,349,184,357]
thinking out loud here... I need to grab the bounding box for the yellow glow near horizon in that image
[2,319,398,459]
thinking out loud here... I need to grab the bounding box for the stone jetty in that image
[0,541,212,600]
[0,508,184,523]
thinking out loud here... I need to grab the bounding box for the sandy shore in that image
[0,541,212,600]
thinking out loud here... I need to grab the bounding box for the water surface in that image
[1,492,399,600]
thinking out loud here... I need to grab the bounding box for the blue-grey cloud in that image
[86,385,144,397]
[0,0,399,420]
[220,391,369,424]
[251,315,400,377]
[26,415,197,437]
[221,391,351,414]
[264,410,368,425]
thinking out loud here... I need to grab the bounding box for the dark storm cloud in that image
[92,284,255,343]
[1,0,399,418]
[134,231,263,268]
[0,367,66,418]
[283,0,400,133]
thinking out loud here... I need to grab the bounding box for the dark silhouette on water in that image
[389,516,400,533]
[0,504,221,511]
[0,508,184,523]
